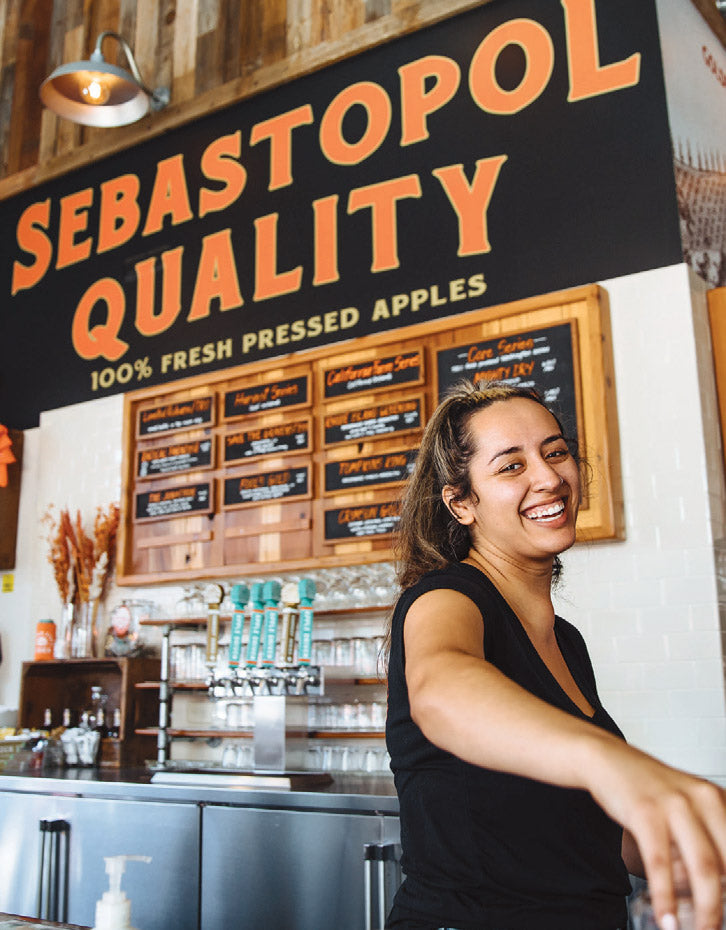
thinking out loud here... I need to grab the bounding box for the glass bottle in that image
[107,708,121,739]
[87,685,108,733]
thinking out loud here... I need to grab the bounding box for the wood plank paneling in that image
[0,0,490,196]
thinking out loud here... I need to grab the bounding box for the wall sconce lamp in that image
[39,31,170,127]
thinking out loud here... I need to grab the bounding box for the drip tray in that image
[150,768,333,790]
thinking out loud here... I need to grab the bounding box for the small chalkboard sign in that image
[136,439,213,479]
[138,396,214,437]
[224,418,311,462]
[223,467,310,508]
[436,322,579,442]
[323,396,423,447]
[325,449,416,493]
[324,500,401,541]
[135,482,212,521]
[323,349,423,399]
[223,376,309,419]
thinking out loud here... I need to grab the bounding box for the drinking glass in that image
[629,884,726,929]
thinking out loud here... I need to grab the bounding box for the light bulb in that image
[81,76,111,105]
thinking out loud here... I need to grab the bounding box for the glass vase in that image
[54,601,75,660]
[71,601,93,658]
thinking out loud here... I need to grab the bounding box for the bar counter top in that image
[0,917,89,930]
[0,766,399,815]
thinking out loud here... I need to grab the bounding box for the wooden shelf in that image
[139,604,393,628]
[20,657,161,768]
[136,676,385,690]
[136,727,384,739]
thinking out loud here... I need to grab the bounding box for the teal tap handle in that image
[245,582,265,666]
[229,583,249,669]
[297,578,316,665]
[261,580,282,666]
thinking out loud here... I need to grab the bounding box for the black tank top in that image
[385,562,631,930]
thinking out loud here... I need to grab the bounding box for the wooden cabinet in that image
[19,657,160,767]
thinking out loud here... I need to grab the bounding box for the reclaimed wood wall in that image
[0,0,484,201]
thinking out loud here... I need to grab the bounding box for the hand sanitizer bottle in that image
[93,854,151,930]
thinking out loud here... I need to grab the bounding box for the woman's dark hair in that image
[393,379,579,591]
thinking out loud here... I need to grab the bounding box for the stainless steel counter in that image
[0,766,399,814]
[0,767,400,930]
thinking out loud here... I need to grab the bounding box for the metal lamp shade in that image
[39,59,151,127]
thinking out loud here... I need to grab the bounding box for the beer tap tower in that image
[154,578,323,774]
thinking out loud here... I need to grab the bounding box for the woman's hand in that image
[585,738,726,930]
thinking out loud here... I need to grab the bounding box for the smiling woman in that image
[384,380,726,930]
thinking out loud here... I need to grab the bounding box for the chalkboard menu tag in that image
[137,439,213,479]
[324,501,401,541]
[138,396,214,437]
[436,322,578,442]
[224,376,309,419]
[135,482,212,521]
[224,467,310,507]
[224,418,311,462]
[323,350,423,399]
[325,449,416,493]
[323,396,423,447]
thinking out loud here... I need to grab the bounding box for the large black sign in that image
[0,0,679,428]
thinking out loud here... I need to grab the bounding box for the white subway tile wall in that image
[1,264,726,782]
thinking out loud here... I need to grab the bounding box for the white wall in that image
[2,262,725,780]
[554,265,726,778]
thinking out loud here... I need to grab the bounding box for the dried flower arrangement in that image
[43,503,120,657]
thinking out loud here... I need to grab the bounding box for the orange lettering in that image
[253,213,303,301]
[469,19,554,115]
[188,229,244,321]
[348,175,422,273]
[432,157,507,256]
[250,105,314,190]
[320,82,392,166]
[98,174,141,254]
[135,247,184,336]
[143,154,194,235]
[72,278,129,361]
[56,188,93,270]
[199,131,247,218]
[399,55,461,146]
[11,199,52,295]
[562,0,640,102]
[312,195,340,286]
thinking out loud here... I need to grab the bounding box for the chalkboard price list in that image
[224,467,310,507]
[324,397,423,446]
[135,482,212,521]
[138,396,214,436]
[223,376,309,419]
[324,501,401,541]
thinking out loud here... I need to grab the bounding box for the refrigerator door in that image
[0,790,200,929]
[201,804,400,930]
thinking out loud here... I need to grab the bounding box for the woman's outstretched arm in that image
[403,588,726,930]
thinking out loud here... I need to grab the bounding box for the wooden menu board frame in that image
[707,287,726,475]
[117,284,623,584]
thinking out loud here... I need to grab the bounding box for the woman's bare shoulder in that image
[404,586,485,657]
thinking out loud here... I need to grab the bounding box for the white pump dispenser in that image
[93,854,151,930]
